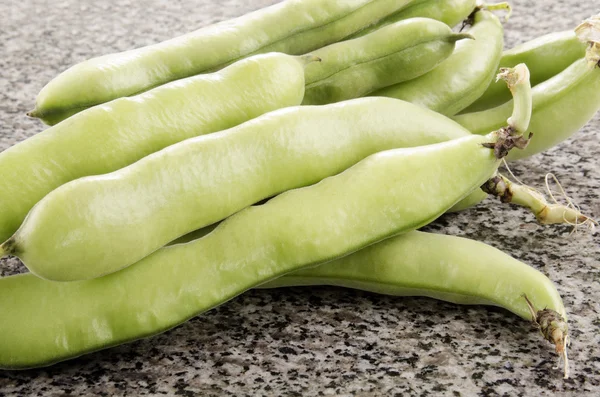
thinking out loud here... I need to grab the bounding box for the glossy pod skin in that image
[371,9,504,116]
[453,59,600,160]
[0,131,502,369]
[30,0,419,125]
[348,0,477,38]
[464,31,587,112]
[302,18,469,105]
[1,98,474,281]
[261,231,566,321]
[0,53,307,244]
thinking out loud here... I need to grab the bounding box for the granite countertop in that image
[0,0,599,395]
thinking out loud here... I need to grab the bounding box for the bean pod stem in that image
[481,174,592,227]
[496,64,532,135]
[482,64,532,158]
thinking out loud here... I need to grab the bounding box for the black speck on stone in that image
[279,346,297,355]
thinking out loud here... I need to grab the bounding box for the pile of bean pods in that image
[0,0,599,379]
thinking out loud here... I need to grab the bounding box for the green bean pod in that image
[302,18,470,105]
[0,129,504,369]
[30,0,420,125]
[452,59,600,160]
[463,31,587,113]
[1,98,475,281]
[0,53,309,244]
[174,227,566,320]
[262,231,565,321]
[371,8,504,116]
[262,231,570,378]
[348,0,477,38]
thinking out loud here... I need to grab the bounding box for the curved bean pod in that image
[370,8,504,116]
[262,231,566,320]
[452,59,600,160]
[0,130,504,369]
[463,31,587,112]
[302,18,470,105]
[30,0,419,125]
[1,98,474,281]
[0,53,308,244]
[261,231,570,377]
[349,0,477,38]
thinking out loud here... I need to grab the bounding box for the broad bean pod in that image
[302,18,470,105]
[464,30,587,112]
[30,0,420,125]
[0,129,507,369]
[261,231,569,377]
[0,53,308,244]
[266,234,562,316]
[349,0,477,38]
[371,8,504,116]
[1,98,475,281]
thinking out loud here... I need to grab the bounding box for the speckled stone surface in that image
[0,0,599,395]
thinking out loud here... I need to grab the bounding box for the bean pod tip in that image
[523,294,570,379]
[575,13,600,67]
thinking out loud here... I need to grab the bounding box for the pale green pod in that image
[0,53,307,243]
[2,98,475,281]
[463,31,587,113]
[371,9,504,116]
[0,131,502,369]
[447,188,488,212]
[31,0,420,125]
[261,231,566,321]
[348,0,477,38]
[302,18,470,105]
[452,59,600,160]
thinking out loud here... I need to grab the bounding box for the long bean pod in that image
[30,0,420,125]
[0,127,511,369]
[264,233,564,319]
[1,98,475,281]
[260,231,569,377]
[0,53,309,244]
[349,0,477,38]
[302,18,470,105]
[370,8,504,116]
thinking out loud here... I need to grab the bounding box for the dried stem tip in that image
[523,294,570,379]
[482,127,531,159]
[482,174,592,226]
[575,14,600,66]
